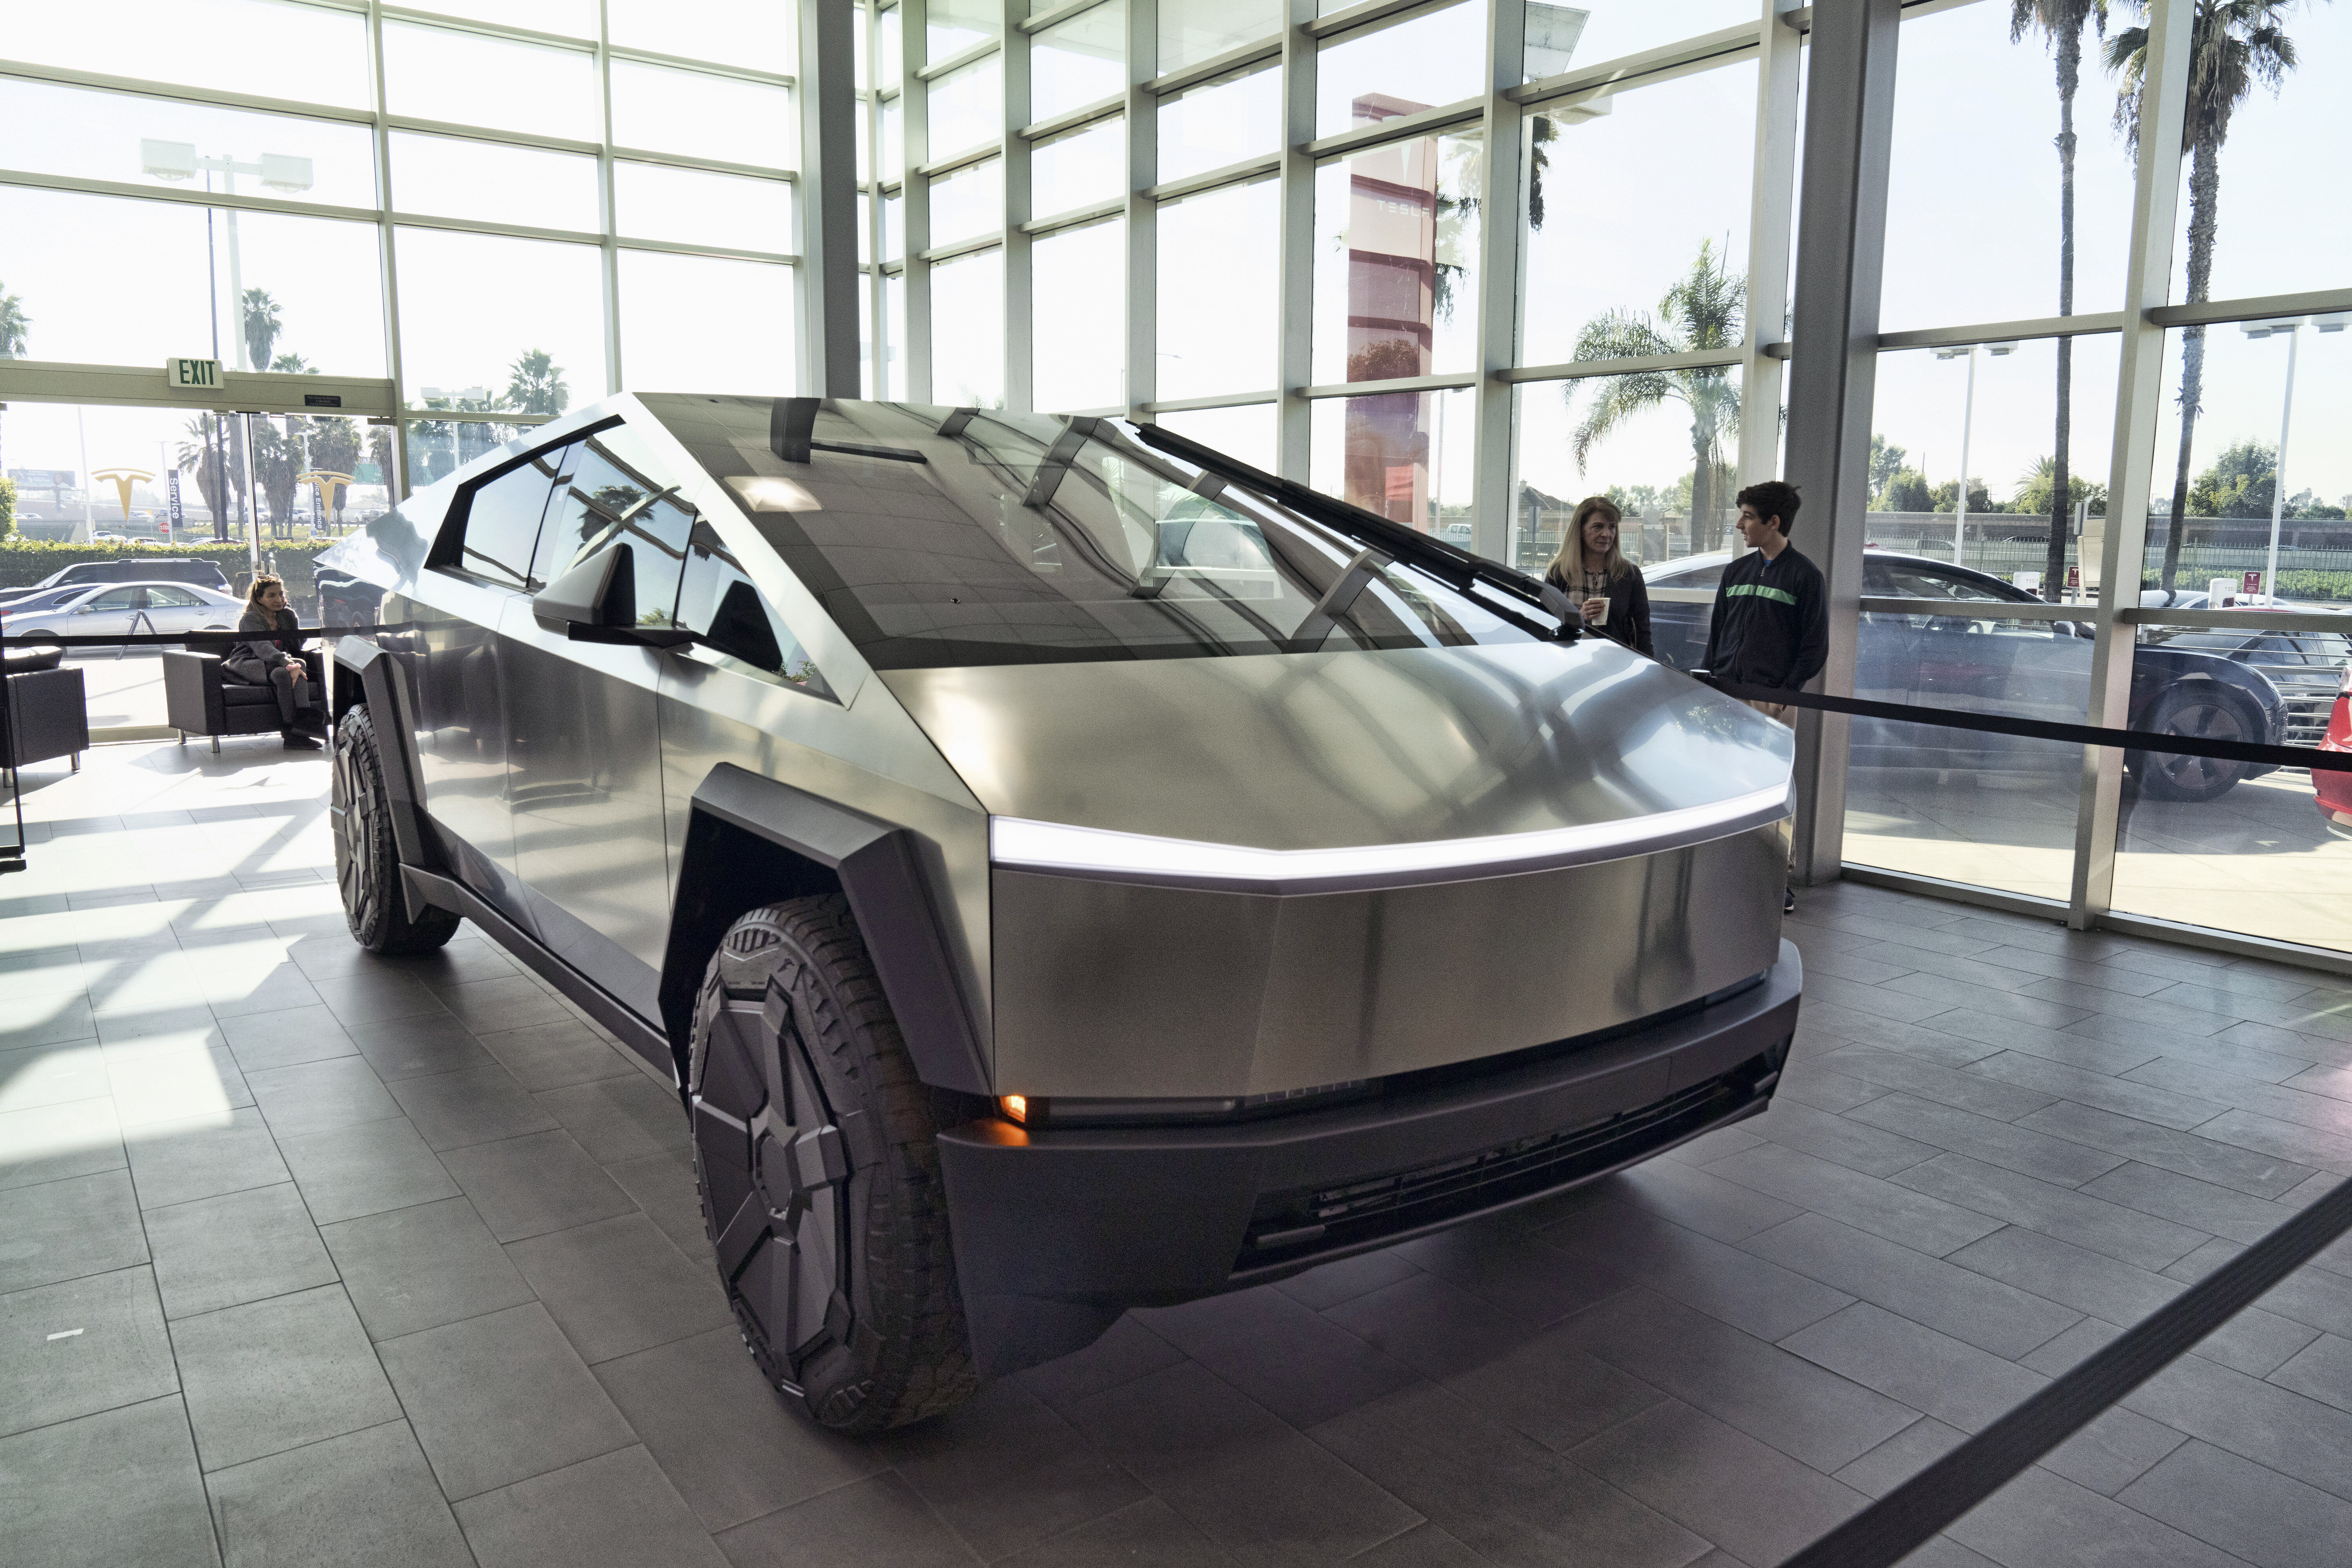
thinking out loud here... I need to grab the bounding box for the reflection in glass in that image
[931,248,1005,408]
[6,0,371,109]
[396,226,604,406]
[1156,63,1280,185]
[677,520,833,695]
[882,96,905,179]
[1315,4,1483,137]
[1033,4,1125,123]
[1158,0,1281,76]
[1537,1,1759,69]
[885,272,908,400]
[392,131,599,232]
[407,0,596,34]
[1033,218,1124,413]
[1517,63,1756,368]
[614,163,791,253]
[1312,129,1483,384]
[1158,178,1277,401]
[3,77,377,210]
[882,193,905,262]
[1514,370,1744,568]
[405,417,524,493]
[619,252,793,395]
[878,5,903,90]
[1032,117,1123,218]
[929,158,1004,248]
[609,0,793,73]
[928,0,1001,59]
[1151,404,1275,474]
[1310,388,1473,537]
[382,21,598,142]
[928,53,1004,160]
[611,61,794,168]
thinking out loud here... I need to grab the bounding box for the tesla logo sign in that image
[2243,571,2263,595]
[167,358,222,389]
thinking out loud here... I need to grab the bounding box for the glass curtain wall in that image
[0,0,802,495]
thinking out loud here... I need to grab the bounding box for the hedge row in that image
[0,540,341,593]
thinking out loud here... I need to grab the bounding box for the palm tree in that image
[241,288,283,370]
[505,349,569,417]
[2107,0,2301,590]
[1565,240,1745,551]
[0,282,27,480]
[2013,1,2108,602]
[176,416,245,537]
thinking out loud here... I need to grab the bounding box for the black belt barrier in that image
[1,624,410,650]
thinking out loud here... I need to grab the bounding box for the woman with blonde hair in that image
[1544,495,1651,655]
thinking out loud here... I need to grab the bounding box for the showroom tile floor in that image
[5,740,2352,1568]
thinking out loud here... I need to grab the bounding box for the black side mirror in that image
[531,542,689,647]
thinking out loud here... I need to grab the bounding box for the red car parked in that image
[2316,664,2352,834]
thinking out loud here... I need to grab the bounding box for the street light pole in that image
[140,142,314,371]
[2265,323,2297,601]
[1932,340,2017,571]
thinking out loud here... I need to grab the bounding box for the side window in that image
[439,443,572,591]
[86,587,141,610]
[1661,562,1724,590]
[532,425,694,628]
[675,521,834,698]
[149,585,201,607]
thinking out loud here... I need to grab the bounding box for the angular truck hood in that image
[879,641,1791,856]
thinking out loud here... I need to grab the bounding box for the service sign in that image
[167,357,223,390]
[166,469,185,530]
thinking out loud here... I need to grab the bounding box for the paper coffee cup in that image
[1587,598,1610,626]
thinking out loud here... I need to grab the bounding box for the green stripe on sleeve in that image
[1724,583,1798,606]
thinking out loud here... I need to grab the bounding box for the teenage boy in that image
[1700,479,1826,912]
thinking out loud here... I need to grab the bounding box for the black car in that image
[1645,550,2291,802]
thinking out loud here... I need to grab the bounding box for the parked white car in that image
[0,580,246,642]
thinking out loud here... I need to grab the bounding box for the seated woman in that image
[226,575,325,750]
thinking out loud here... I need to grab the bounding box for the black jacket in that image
[1699,544,1828,691]
[227,607,307,682]
[1543,561,1653,657]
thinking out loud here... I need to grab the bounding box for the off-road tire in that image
[331,704,461,954]
[2132,686,2256,804]
[687,896,979,1432]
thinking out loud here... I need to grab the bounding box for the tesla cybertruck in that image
[317,396,1801,1430]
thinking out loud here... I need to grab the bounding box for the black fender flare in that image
[657,763,991,1096]
[330,635,436,877]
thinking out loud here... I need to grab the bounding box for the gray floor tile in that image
[1268,1249,1421,1314]
[104,1042,255,1129]
[1833,1416,1965,1498]
[1704,1142,2004,1256]
[1965,1051,2222,1129]
[1307,1380,1701,1568]
[2132,1056,2352,1141]
[216,1004,358,1073]
[456,1445,729,1568]
[1752,1098,1941,1177]
[0,1166,149,1293]
[207,1418,471,1568]
[1569,1397,1868,1568]
[0,1396,221,1568]
[1064,1359,1422,1565]
[2125,1349,2352,1504]
[1798,971,1959,1025]
[2192,1108,2352,1178]
[1945,1225,2183,1327]
[2270,1332,2352,1414]
[274,1114,461,1225]
[2196,1305,2323,1378]
[1946,1465,2244,1568]
[2040,1405,2189,1495]
[171,1283,403,1471]
[594,1325,881,1534]
[1606,1156,1806,1243]
[321,1194,536,1341]
[995,1497,1241,1568]
[1425,1319,1670,1455]
[716,1471,980,1568]
[1893,971,2095,1031]
[376,1300,636,1500]
[476,1020,642,1093]
[2017,1100,2317,1200]
[346,1013,499,1082]
[1557,1287,1919,1473]
[2167,1236,2251,1282]
[1016,1313,1192,1411]
[535,1074,690,1167]
[0,1038,113,1112]
[1891,1152,2211,1271]
[1543,1198,1855,1341]
[245,1056,401,1140]
[1321,1268,1549,1383]
[436,976,572,1035]
[1387,1220,1634,1326]
[1846,1091,2127,1187]
[1133,1285,1420,1429]
[0,1266,179,1438]
[605,1148,715,1258]
[307,968,451,1027]
[506,1210,730,1365]
[878,1376,1151,1561]
[1780,1302,2046,1434]
[123,1106,290,1210]
[389,1064,559,1152]
[441,1129,637,1243]
[145,1181,339,1319]
[2080,1161,2301,1245]
[1812,1045,2058,1121]
[1742,1212,2080,1359]
[2118,1439,2352,1568]
[2020,1315,2127,1376]
[0,1094,125,1192]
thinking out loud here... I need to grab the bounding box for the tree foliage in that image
[505,348,570,417]
[241,288,283,370]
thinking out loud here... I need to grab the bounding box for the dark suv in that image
[317,396,1802,1430]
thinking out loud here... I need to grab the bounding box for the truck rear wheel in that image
[686,895,978,1431]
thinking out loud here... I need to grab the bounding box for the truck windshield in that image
[643,396,1544,671]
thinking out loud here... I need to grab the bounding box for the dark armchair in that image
[3,646,89,771]
[163,647,326,753]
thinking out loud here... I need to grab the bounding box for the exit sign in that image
[167,357,222,389]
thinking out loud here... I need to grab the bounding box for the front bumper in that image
[938,941,1802,1376]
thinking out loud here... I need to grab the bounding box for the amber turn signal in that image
[998,1095,1034,1125]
